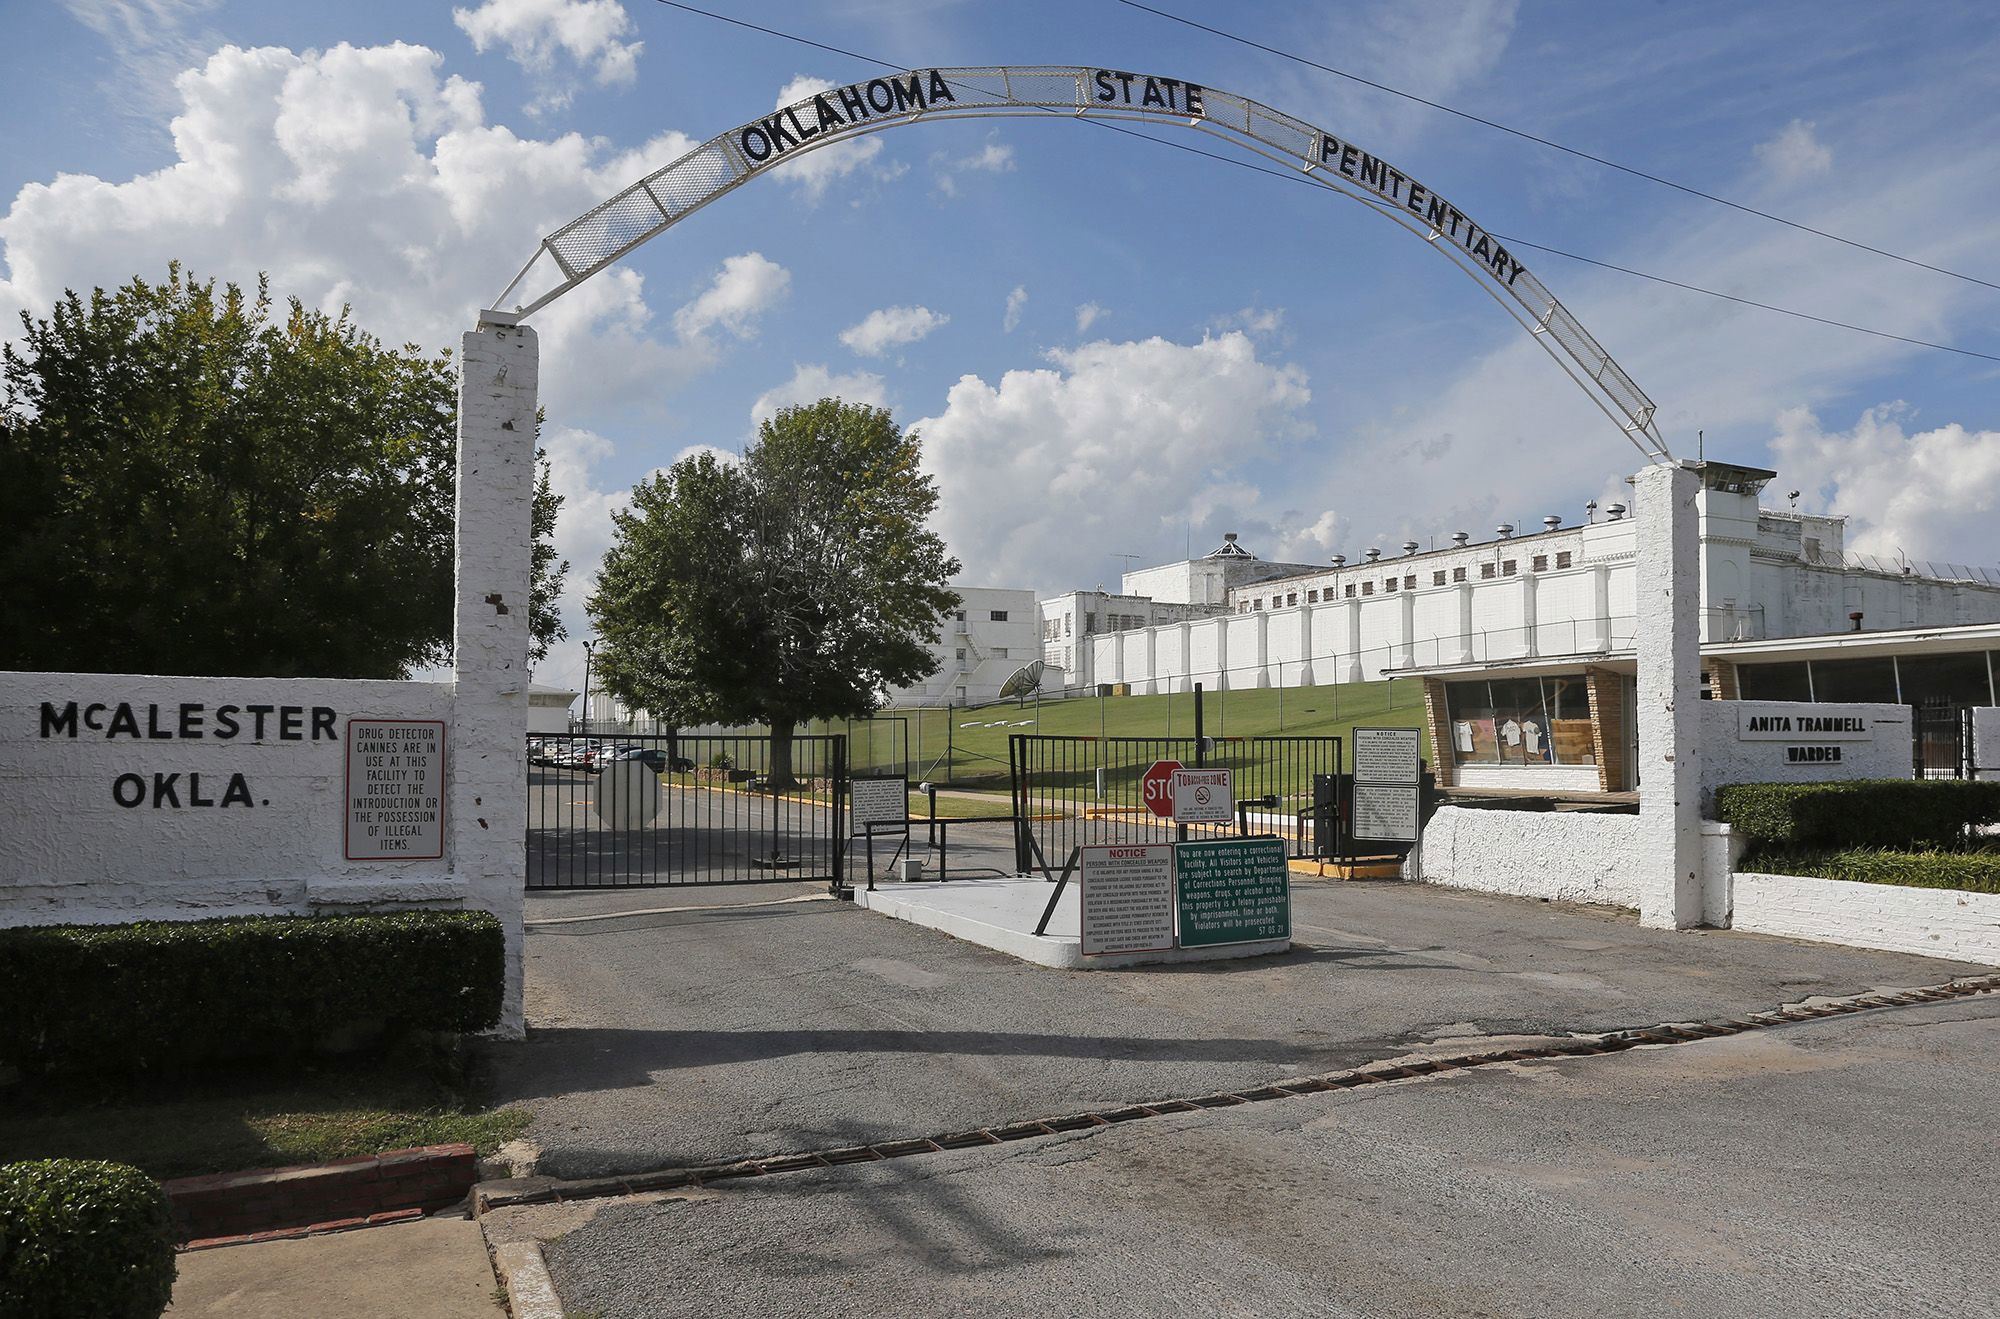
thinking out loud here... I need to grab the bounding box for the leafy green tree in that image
[589,398,960,785]
[0,265,566,677]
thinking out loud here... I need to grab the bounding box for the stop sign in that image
[1141,760,1183,818]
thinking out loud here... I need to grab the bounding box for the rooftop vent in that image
[1606,504,1627,521]
[1495,524,1514,540]
[1542,515,1561,532]
[1364,547,1382,563]
[1451,531,1470,547]
[1331,554,1347,567]
[1402,540,1420,556]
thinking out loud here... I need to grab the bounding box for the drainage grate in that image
[476,974,2000,1216]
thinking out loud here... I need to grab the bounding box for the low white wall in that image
[1406,805,1645,909]
[1731,870,2000,964]
[1,672,461,926]
[1700,700,1910,810]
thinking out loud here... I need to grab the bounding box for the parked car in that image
[606,746,667,773]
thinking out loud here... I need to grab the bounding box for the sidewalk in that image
[168,1215,501,1318]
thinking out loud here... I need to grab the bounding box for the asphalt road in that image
[495,878,1988,1180]
[519,994,2000,1319]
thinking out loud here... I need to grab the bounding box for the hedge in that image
[0,911,503,1076]
[0,1160,176,1319]
[1739,846,2000,895]
[1713,779,2000,849]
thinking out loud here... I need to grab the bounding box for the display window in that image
[1443,674,1595,767]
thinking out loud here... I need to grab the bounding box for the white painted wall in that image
[887,586,1043,707]
[1731,871,2000,964]
[1974,707,2000,780]
[0,672,457,925]
[1699,700,1911,810]
[1405,805,1647,908]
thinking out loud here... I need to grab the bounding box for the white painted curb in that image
[491,1240,564,1319]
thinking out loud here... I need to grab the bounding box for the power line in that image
[1082,118,2000,365]
[643,0,1999,363]
[1111,0,2000,294]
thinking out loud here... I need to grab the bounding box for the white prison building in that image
[1062,463,2000,695]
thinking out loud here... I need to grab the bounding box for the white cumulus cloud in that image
[453,0,640,112]
[750,364,890,428]
[839,305,948,356]
[913,332,1313,590]
[672,253,791,343]
[1074,302,1108,334]
[1772,403,2000,566]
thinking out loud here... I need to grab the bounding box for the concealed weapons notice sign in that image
[1080,843,1176,956]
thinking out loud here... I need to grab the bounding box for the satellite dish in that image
[998,659,1046,704]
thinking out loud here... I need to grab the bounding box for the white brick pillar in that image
[452,320,538,1038]
[1337,600,1363,683]
[1635,461,1702,930]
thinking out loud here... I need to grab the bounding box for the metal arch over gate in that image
[487,65,1672,463]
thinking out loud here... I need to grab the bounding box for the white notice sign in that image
[1353,726,1422,784]
[1080,843,1177,955]
[1351,782,1420,843]
[1170,767,1234,824]
[345,719,445,860]
[850,775,909,833]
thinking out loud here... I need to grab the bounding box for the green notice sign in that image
[1175,837,1291,947]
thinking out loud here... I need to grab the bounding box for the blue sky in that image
[5,0,1998,693]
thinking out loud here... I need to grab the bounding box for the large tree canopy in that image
[589,398,959,780]
[0,266,566,677]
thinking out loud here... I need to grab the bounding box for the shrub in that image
[1740,846,2000,895]
[0,1160,176,1319]
[0,911,503,1076]
[1714,779,2000,849]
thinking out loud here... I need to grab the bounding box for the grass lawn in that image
[0,1054,529,1182]
[804,677,1430,788]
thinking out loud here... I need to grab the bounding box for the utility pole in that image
[580,639,596,736]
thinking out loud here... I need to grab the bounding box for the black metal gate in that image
[1008,734,1343,876]
[526,732,846,889]
[1912,702,1972,779]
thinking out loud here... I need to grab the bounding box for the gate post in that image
[453,316,538,1038]
[830,735,847,895]
[1634,461,1703,930]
